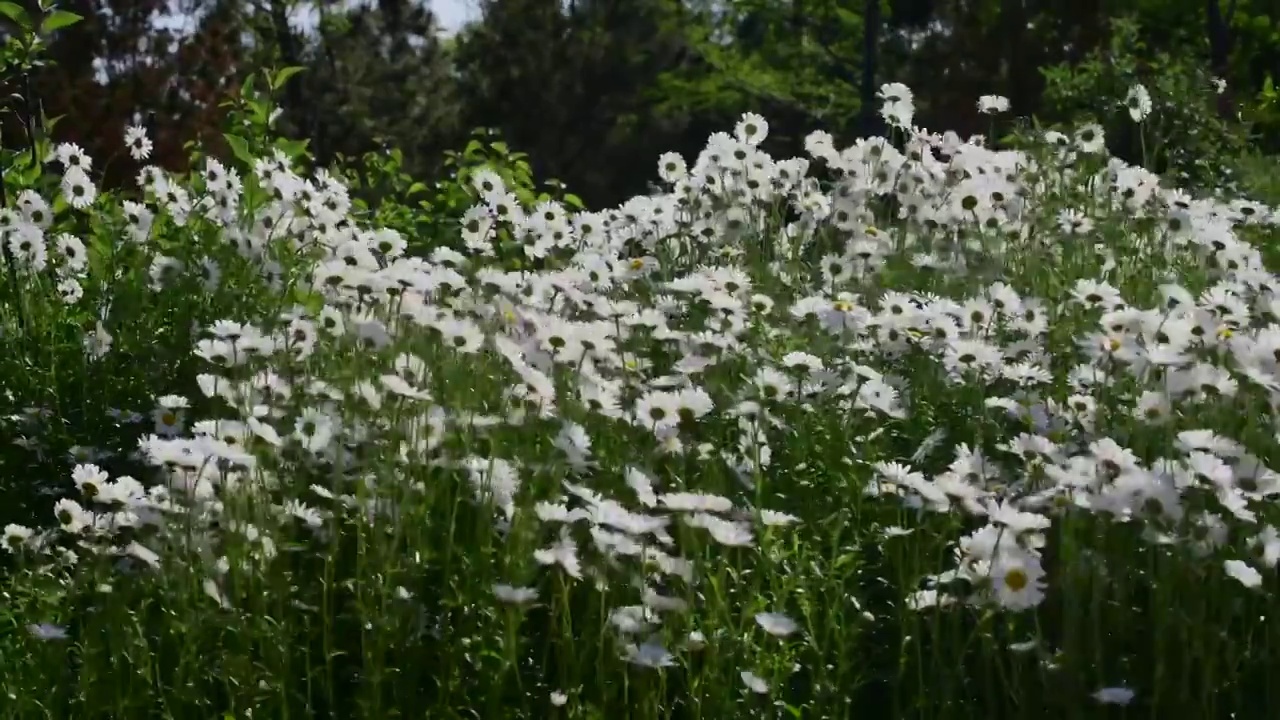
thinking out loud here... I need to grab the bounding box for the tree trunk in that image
[1205,0,1236,119]
[861,0,880,137]
[1001,0,1028,112]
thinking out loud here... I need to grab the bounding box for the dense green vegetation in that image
[1,1,1280,718]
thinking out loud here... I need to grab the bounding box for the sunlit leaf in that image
[38,9,82,34]
[0,1,32,29]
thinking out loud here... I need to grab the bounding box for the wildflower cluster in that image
[2,84,1279,718]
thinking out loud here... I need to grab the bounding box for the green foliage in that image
[0,0,82,73]
[286,0,462,180]
[1039,17,1252,192]
[0,2,33,32]
[655,0,866,140]
[1233,153,1280,206]
[452,0,696,208]
[1242,73,1280,149]
[338,126,581,264]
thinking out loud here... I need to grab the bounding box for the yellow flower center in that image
[629,258,645,271]
[161,412,178,426]
[1003,568,1029,592]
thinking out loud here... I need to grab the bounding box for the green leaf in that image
[271,66,305,90]
[0,2,32,29]
[223,133,255,166]
[21,160,40,185]
[247,97,271,125]
[240,73,256,99]
[274,137,310,160]
[39,9,82,34]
